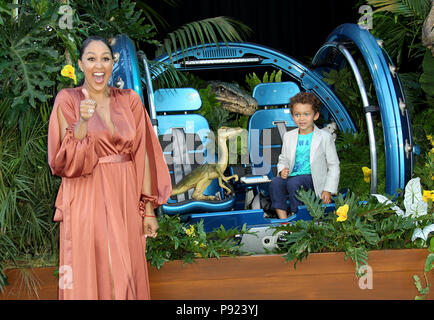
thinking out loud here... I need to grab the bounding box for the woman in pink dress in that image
[47,36,172,300]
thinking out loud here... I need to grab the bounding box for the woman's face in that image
[78,40,113,93]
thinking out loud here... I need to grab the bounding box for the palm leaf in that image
[368,0,429,64]
[368,0,431,19]
[141,59,186,90]
[159,16,252,62]
[136,0,179,28]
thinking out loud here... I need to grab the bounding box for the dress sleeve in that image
[47,89,99,178]
[130,90,172,208]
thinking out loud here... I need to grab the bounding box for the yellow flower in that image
[336,204,349,222]
[422,190,434,202]
[362,166,371,183]
[428,135,434,147]
[61,64,77,84]
[184,225,195,237]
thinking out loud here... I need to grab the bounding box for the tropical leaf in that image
[134,0,181,31]
[404,177,426,216]
[420,49,434,98]
[295,189,326,220]
[71,0,158,46]
[141,59,186,90]
[0,3,59,112]
[157,16,252,61]
[368,0,430,64]
[368,0,431,19]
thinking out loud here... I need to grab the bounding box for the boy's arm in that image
[277,133,290,176]
[323,133,340,194]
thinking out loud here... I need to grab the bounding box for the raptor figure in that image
[171,126,244,201]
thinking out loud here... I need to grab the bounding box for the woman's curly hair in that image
[288,92,321,114]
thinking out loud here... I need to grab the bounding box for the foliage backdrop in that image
[0,0,432,295]
[0,0,249,291]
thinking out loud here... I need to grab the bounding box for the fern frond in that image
[368,0,431,19]
[160,16,252,62]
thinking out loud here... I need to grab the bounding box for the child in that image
[269,92,340,219]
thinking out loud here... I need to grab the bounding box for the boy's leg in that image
[286,174,314,214]
[269,176,289,219]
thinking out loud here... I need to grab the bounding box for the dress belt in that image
[98,153,132,164]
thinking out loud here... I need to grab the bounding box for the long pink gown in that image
[47,86,171,300]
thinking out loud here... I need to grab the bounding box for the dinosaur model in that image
[171,126,244,201]
[422,0,434,55]
[208,81,258,115]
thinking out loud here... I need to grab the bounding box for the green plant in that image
[0,115,60,291]
[71,0,159,49]
[365,0,434,163]
[145,215,250,270]
[0,1,60,129]
[419,48,434,113]
[413,236,434,300]
[275,188,419,276]
[321,55,388,196]
[155,16,252,63]
[245,69,282,93]
[197,84,232,133]
[414,135,434,191]
[367,0,431,64]
[0,0,251,294]
[335,128,386,197]
[322,57,378,131]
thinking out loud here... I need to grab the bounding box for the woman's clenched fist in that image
[79,88,96,121]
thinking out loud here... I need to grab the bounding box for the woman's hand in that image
[144,215,159,238]
[79,88,96,122]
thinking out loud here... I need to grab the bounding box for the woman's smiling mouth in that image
[93,72,105,84]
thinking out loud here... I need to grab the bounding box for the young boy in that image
[269,92,340,219]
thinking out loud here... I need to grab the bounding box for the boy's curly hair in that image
[288,92,321,114]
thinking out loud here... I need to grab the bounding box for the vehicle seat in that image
[155,88,236,215]
[249,82,300,177]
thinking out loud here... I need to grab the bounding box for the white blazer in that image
[277,125,340,196]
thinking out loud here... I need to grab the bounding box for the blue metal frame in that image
[189,203,338,233]
[154,42,357,134]
[109,34,144,101]
[109,23,414,232]
[314,23,413,195]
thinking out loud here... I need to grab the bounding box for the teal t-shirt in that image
[290,132,313,176]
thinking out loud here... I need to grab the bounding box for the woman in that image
[48,36,172,300]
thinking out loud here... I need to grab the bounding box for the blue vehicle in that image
[109,24,416,252]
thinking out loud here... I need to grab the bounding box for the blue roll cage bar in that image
[110,23,415,199]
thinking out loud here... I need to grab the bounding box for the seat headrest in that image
[252,82,300,107]
[154,88,202,112]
